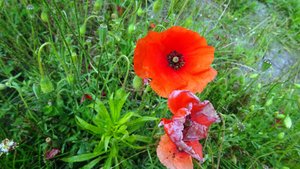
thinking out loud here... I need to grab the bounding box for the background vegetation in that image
[0,0,299,168]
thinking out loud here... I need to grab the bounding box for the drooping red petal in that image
[160,110,204,162]
[157,134,193,169]
[168,90,199,115]
[186,141,203,161]
[162,109,187,142]
[183,120,208,141]
[191,101,220,127]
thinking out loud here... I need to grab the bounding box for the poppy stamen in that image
[167,50,185,70]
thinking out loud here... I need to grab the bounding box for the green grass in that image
[0,0,299,168]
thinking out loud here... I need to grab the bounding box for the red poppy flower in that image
[157,90,220,169]
[134,26,217,97]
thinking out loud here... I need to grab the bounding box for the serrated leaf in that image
[61,151,104,162]
[76,116,104,134]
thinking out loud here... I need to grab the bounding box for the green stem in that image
[100,55,130,93]
[37,42,69,77]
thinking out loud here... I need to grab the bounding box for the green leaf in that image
[90,100,112,126]
[104,135,111,151]
[103,145,118,169]
[81,156,105,169]
[128,116,158,124]
[121,140,146,149]
[61,151,104,162]
[117,125,128,135]
[109,88,129,122]
[76,116,104,134]
[117,112,134,125]
[127,116,158,132]
[129,135,152,143]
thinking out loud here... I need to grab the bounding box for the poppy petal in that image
[187,68,217,94]
[183,121,208,141]
[157,134,193,169]
[162,108,187,142]
[161,26,208,55]
[186,141,204,162]
[168,90,199,114]
[184,47,215,74]
[191,100,220,127]
[150,73,188,98]
[134,31,165,78]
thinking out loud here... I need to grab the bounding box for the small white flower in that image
[0,139,18,156]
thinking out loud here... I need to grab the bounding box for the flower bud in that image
[132,76,143,90]
[71,52,77,64]
[183,16,193,27]
[284,115,292,129]
[276,113,285,119]
[41,10,49,22]
[40,76,54,93]
[153,0,163,14]
[111,13,118,19]
[277,132,285,140]
[93,0,102,12]
[231,154,237,164]
[249,105,255,111]
[66,74,75,85]
[137,8,144,16]
[79,24,86,36]
[98,24,107,46]
[0,83,6,90]
[128,24,136,34]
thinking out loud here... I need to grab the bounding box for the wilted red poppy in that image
[45,148,60,160]
[134,26,217,97]
[157,90,220,169]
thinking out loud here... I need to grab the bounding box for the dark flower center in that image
[167,50,185,70]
